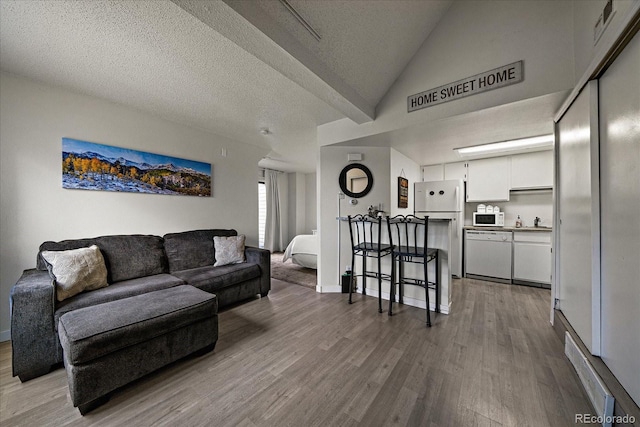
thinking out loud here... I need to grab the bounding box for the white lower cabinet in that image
[512,231,551,286]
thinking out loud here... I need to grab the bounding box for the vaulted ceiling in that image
[0,0,452,172]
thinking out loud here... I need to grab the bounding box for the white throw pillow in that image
[213,235,246,267]
[41,245,109,301]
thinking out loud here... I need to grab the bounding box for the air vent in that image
[565,332,615,425]
[594,0,615,45]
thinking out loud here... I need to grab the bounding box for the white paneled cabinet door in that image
[421,164,444,181]
[513,232,551,284]
[466,157,510,202]
[598,30,640,406]
[444,161,467,181]
[511,150,553,189]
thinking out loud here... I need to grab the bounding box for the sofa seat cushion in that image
[58,285,217,365]
[172,263,260,294]
[55,273,185,329]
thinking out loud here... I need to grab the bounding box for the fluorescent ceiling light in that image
[454,134,554,156]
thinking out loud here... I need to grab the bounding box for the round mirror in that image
[339,163,373,198]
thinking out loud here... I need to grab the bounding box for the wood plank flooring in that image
[0,277,593,426]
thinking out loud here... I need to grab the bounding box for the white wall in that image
[287,172,305,242]
[294,173,305,236]
[0,73,267,339]
[318,0,575,146]
[318,146,390,292]
[464,191,553,228]
[305,172,317,233]
[286,171,318,241]
[389,149,421,217]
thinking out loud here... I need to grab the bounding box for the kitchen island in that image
[340,216,453,314]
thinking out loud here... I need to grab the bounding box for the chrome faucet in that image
[534,217,541,227]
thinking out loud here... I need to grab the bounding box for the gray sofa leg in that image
[18,365,54,383]
[261,291,269,297]
[193,342,216,357]
[78,394,110,415]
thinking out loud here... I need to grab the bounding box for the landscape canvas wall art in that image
[62,138,212,197]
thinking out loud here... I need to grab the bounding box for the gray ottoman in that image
[58,285,218,414]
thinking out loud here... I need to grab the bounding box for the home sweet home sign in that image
[407,60,523,113]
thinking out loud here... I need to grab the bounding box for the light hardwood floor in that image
[0,278,592,426]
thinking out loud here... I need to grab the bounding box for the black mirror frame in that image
[339,163,373,198]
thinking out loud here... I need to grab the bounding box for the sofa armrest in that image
[10,269,60,381]
[245,246,270,297]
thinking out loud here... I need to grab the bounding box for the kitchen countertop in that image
[464,226,552,232]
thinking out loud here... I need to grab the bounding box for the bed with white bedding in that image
[282,234,318,269]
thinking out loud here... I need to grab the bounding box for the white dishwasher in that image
[465,230,512,283]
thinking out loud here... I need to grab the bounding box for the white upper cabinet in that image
[466,157,510,202]
[444,161,467,181]
[426,150,551,202]
[510,150,553,189]
[421,164,444,181]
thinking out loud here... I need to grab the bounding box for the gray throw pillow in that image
[213,235,246,267]
[41,244,109,301]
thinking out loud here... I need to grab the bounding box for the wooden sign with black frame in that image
[398,177,408,208]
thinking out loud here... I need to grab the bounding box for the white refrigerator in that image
[414,179,464,277]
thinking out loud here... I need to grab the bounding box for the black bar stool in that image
[347,214,393,313]
[386,215,440,327]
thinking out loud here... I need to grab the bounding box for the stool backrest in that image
[347,214,384,249]
[386,215,429,255]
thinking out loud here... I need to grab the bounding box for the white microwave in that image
[473,212,505,227]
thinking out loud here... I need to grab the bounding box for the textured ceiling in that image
[0,0,451,172]
[244,0,452,106]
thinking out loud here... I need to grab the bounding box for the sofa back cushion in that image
[163,229,237,272]
[38,235,168,283]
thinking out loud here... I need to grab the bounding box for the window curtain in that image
[264,169,285,252]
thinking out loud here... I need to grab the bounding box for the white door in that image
[598,30,640,405]
[556,81,598,353]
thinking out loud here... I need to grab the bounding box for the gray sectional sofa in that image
[10,229,270,382]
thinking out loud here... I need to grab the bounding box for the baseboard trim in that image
[465,273,511,284]
[321,285,450,314]
[0,330,10,343]
[319,285,342,293]
[553,310,640,425]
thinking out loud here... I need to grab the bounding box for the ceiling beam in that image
[171,0,375,124]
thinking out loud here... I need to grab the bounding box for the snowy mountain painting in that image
[62,138,212,197]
